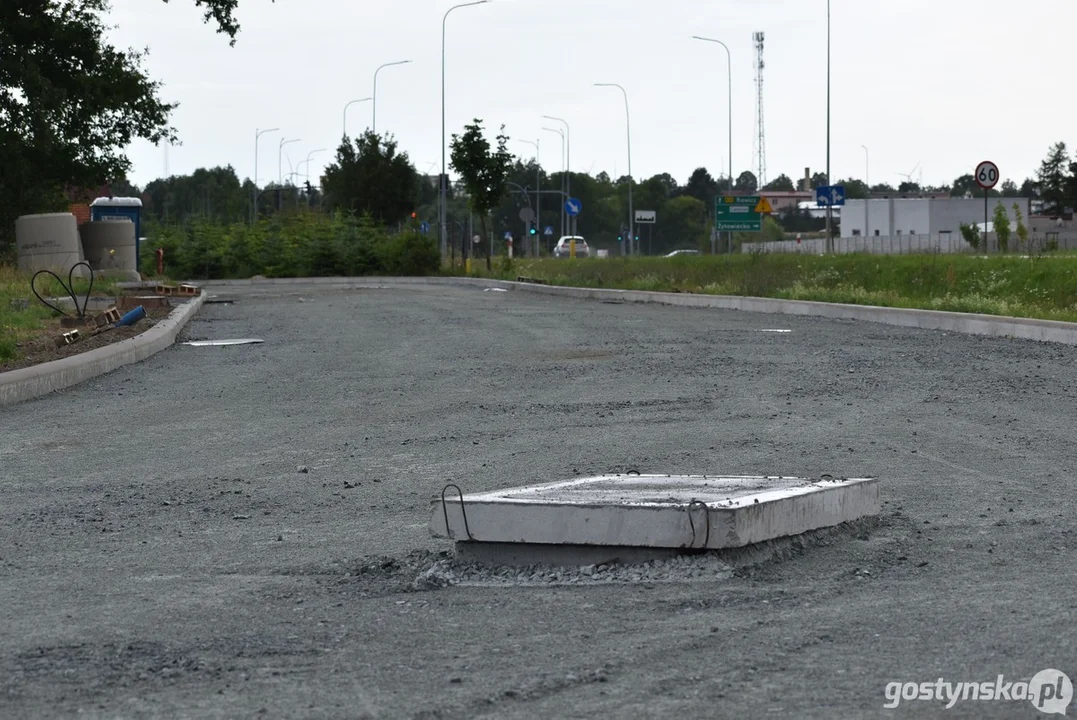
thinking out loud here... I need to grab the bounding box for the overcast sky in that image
[108,0,1076,192]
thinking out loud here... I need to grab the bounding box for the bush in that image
[960,223,981,251]
[141,212,441,279]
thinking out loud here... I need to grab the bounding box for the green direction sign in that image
[714,195,771,232]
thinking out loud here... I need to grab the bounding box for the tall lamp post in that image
[825,0,832,252]
[542,116,571,233]
[861,144,869,240]
[517,139,541,256]
[303,148,327,186]
[253,127,279,220]
[343,98,372,140]
[594,83,633,256]
[542,127,566,237]
[441,0,490,261]
[277,138,300,213]
[279,138,300,187]
[691,36,732,254]
[373,60,411,135]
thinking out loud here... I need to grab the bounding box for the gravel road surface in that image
[2,281,1075,719]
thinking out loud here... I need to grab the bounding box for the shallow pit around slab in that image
[431,474,880,554]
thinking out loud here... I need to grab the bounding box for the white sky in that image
[108,0,1076,191]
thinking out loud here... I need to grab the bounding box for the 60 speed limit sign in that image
[975,161,999,190]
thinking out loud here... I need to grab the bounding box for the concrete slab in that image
[430,474,879,551]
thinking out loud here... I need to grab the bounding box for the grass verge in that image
[0,265,123,363]
[459,253,1077,323]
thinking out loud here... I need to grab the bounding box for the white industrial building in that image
[840,197,1031,238]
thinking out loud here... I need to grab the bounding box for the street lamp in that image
[691,36,732,254]
[303,148,327,186]
[279,137,299,186]
[542,127,566,236]
[373,60,411,135]
[825,0,832,251]
[594,83,633,256]
[343,98,372,140]
[441,0,490,260]
[542,116,571,233]
[518,139,541,256]
[253,127,279,220]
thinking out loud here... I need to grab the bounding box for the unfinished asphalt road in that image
[2,281,1075,719]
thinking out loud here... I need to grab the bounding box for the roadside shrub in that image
[142,212,441,279]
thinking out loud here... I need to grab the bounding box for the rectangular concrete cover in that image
[430,475,880,550]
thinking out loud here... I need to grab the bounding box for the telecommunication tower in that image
[753,31,767,187]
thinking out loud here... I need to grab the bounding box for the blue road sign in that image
[565,197,582,216]
[816,185,846,207]
[419,221,430,234]
[544,226,554,236]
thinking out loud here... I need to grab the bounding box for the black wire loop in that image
[31,262,94,318]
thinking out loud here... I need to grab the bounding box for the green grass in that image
[469,253,1077,323]
[0,265,122,362]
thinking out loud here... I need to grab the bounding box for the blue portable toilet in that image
[90,197,143,264]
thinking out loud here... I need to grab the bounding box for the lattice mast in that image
[753,31,766,188]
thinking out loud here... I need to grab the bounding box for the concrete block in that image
[431,474,880,550]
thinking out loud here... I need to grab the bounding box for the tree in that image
[321,131,419,224]
[763,174,795,192]
[661,196,707,252]
[735,171,758,193]
[960,222,980,251]
[836,178,869,200]
[871,183,896,193]
[1000,179,1019,197]
[450,120,514,270]
[1013,202,1029,250]
[683,168,719,207]
[0,0,261,251]
[951,174,979,198]
[810,172,828,188]
[1019,178,1040,198]
[992,203,1011,252]
[1037,142,1069,215]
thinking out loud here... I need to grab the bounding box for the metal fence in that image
[741,233,1077,255]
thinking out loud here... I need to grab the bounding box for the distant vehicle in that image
[664,249,700,257]
[553,236,590,258]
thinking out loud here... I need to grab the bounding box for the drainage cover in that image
[431,474,879,550]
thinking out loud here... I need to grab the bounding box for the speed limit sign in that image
[975,161,999,190]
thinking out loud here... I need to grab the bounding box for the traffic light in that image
[617,235,623,243]
[529,222,537,236]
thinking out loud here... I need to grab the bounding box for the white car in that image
[664,249,700,257]
[553,236,590,258]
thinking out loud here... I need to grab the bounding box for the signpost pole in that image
[975,160,999,254]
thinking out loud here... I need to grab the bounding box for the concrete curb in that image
[0,294,205,407]
[197,275,1077,346]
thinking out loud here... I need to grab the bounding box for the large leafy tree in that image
[450,119,514,270]
[683,167,719,206]
[0,0,260,251]
[321,131,419,224]
[735,171,758,193]
[763,174,795,192]
[144,166,252,224]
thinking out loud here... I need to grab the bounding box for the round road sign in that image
[975,161,999,190]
